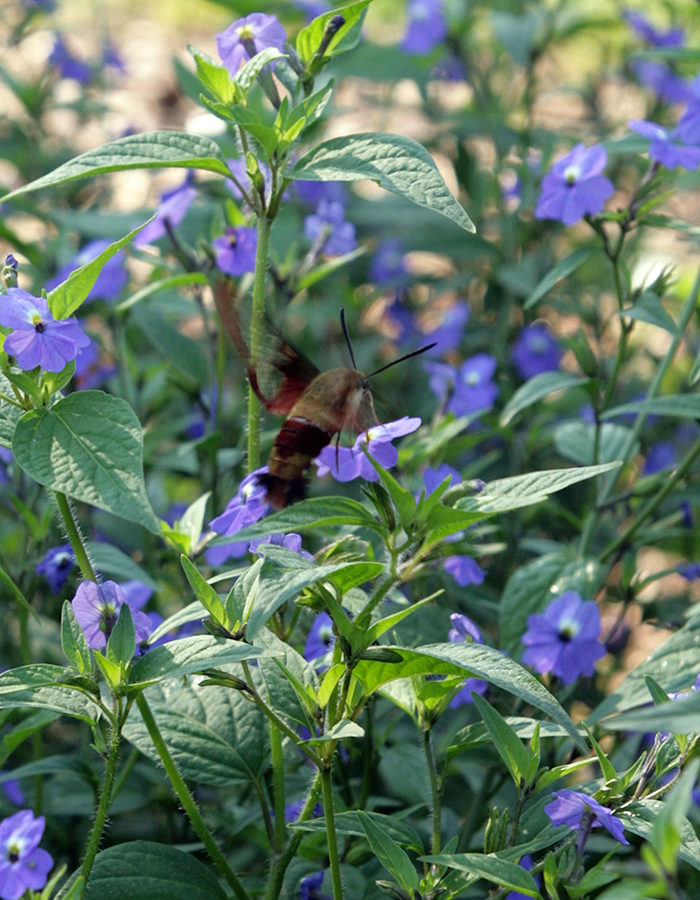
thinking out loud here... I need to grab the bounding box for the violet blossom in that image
[71,580,152,651]
[315,417,421,483]
[448,613,488,708]
[545,789,629,846]
[534,143,614,226]
[206,468,270,565]
[213,226,258,276]
[216,13,286,77]
[35,543,75,594]
[0,810,53,900]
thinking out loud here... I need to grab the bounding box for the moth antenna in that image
[367,342,437,378]
[340,308,359,370]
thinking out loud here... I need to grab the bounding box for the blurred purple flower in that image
[295,180,346,208]
[535,143,614,226]
[448,613,488,707]
[444,555,484,587]
[315,417,421,483]
[0,809,53,900]
[284,799,322,822]
[622,10,684,47]
[119,580,154,610]
[213,226,258,276]
[522,591,605,684]
[545,789,629,845]
[678,563,700,581]
[423,463,461,494]
[0,288,90,373]
[511,323,561,379]
[425,301,470,356]
[506,855,540,900]
[216,13,286,76]
[643,441,676,474]
[35,543,75,594]
[0,776,24,808]
[226,157,271,205]
[134,172,197,246]
[294,1,331,21]
[73,340,116,390]
[46,239,128,302]
[249,532,312,559]
[102,38,127,74]
[628,119,700,171]
[631,61,694,104]
[384,293,419,346]
[675,77,700,144]
[71,580,151,650]
[370,239,410,288]
[401,0,448,55]
[49,34,92,83]
[300,870,329,900]
[206,468,270,565]
[0,448,12,486]
[432,354,498,417]
[22,0,57,11]
[304,612,335,662]
[304,200,356,255]
[432,54,467,82]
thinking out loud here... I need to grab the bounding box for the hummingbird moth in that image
[214,280,435,508]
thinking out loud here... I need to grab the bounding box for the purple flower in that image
[506,855,540,900]
[295,180,346,209]
[534,144,614,226]
[643,441,676,474]
[294,0,331,21]
[206,468,270,565]
[545,789,629,846]
[304,612,335,662]
[511,323,561,380]
[213,226,258,276]
[71,580,152,650]
[304,200,356,255]
[226,157,271,205]
[522,591,606,684]
[401,0,448,55]
[102,38,127,74]
[448,613,488,707]
[0,776,24,808]
[678,563,700,581]
[300,870,329,900]
[631,61,695,105]
[370,239,410,288]
[315,417,421,483]
[49,34,92,83]
[73,340,116,390]
[0,288,90,373]
[622,10,684,47]
[133,172,197,246]
[424,301,470,357]
[284,800,322,822]
[439,354,498,417]
[675,78,700,144]
[0,810,53,900]
[628,119,700,171]
[422,463,461,494]
[384,294,420,346]
[35,543,75,594]
[249,532,312,559]
[216,13,286,76]
[46,239,128,302]
[444,555,484,587]
[22,0,57,11]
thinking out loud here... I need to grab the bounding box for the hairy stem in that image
[247,214,272,472]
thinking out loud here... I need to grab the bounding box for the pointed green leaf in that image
[107,603,136,665]
[420,852,540,896]
[291,132,475,232]
[296,0,372,63]
[621,291,679,334]
[471,693,531,787]
[180,555,225,624]
[500,373,590,426]
[601,394,700,421]
[358,809,420,893]
[524,247,597,309]
[128,635,265,687]
[619,798,700,872]
[60,601,91,673]
[13,391,160,533]
[234,46,287,91]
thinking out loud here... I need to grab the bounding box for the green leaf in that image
[0,373,24,447]
[115,272,209,314]
[130,303,208,386]
[47,223,148,319]
[313,718,364,741]
[357,809,420,893]
[619,799,700,872]
[524,247,597,309]
[106,603,136,665]
[128,635,265,687]
[553,422,634,466]
[499,552,602,656]
[292,810,423,853]
[296,0,372,63]
[471,693,531,788]
[1,131,231,203]
[190,47,236,105]
[180,556,225,624]
[601,394,700,421]
[234,46,288,92]
[604,689,700,734]
[87,541,159,589]
[500,373,590,426]
[448,717,572,760]
[13,391,160,533]
[621,291,679,335]
[0,560,35,619]
[354,643,584,749]
[0,665,100,723]
[60,601,91,674]
[589,616,700,723]
[254,628,320,728]
[457,463,619,515]
[647,761,699,875]
[83,840,228,900]
[290,132,475,232]
[420,852,540,897]
[123,680,267,786]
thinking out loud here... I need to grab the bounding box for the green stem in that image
[269,722,286,851]
[423,728,441,856]
[265,772,323,900]
[80,716,121,889]
[247,214,272,473]
[54,491,96,581]
[320,764,343,900]
[135,693,250,900]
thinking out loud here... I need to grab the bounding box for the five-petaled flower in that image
[0,288,90,373]
[545,789,629,846]
[315,417,421,483]
[35,543,75,594]
[0,809,54,900]
[534,143,614,226]
[511,323,561,380]
[427,354,499,417]
[213,226,258,276]
[71,580,152,650]
[206,468,270,565]
[216,13,286,76]
[522,591,606,684]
